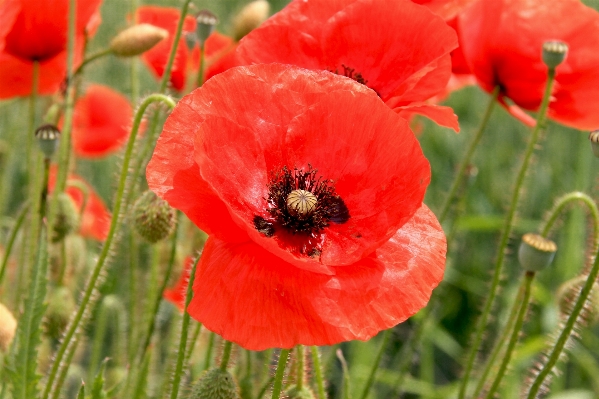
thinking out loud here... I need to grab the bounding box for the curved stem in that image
[220,341,233,371]
[540,191,599,247]
[0,202,29,286]
[458,69,556,399]
[271,349,290,399]
[438,86,499,224]
[359,329,390,399]
[310,346,327,399]
[43,94,176,399]
[73,48,112,76]
[484,271,535,399]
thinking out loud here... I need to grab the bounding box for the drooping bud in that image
[518,233,557,272]
[589,130,599,158]
[232,0,270,41]
[542,40,568,69]
[110,24,169,57]
[35,124,61,159]
[44,286,76,341]
[286,189,317,219]
[187,368,241,399]
[284,386,316,399]
[51,193,80,243]
[132,190,176,243]
[0,302,17,352]
[557,274,599,323]
[196,9,218,48]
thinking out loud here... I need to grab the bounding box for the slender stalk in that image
[43,94,176,399]
[438,86,499,223]
[336,349,351,399]
[168,255,201,399]
[541,192,599,248]
[296,345,305,390]
[220,341,234,371]
[159,0,191,93]
[271,349,290,399]
[73,48,113,76]
[203,332,216,371]
[184,323,203,365]
[127,232,140,365]
[196,45,206,88]
[458,69,556,399]
[485,272,535,398]
[0,203,29,286]
[359,329,390,399]
[310,346,327,399]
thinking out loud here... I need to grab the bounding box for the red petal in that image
[412,0,479,20]
[188,205,446,350]
[164,256,193,312]
[394,103,460,132]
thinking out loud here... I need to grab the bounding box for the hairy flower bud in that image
[232,0,270,41]
[542,40,568,69]
[110,24,169,57]
[44,286,76,341]
[188,368,241,399]
[133,190,176,243]
[51,193,80,243]
[0,303,17,352]
[284,386,316,399]
[557,274,599,323]
[518,233,557,272]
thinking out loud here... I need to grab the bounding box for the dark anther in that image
[254,215,275,237]
[329,196,350,224]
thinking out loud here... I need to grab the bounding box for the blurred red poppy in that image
[48,166,111,241]
[459,0,599,130]
[136,6,235,91]
[0,0,102,99]
[237,0,460,131]
[163,256,193,312]
[147,64,446,350]
[64,84,135,158]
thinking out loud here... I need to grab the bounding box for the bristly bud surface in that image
[110,24,168,57]
[51,193,80,243]
[232,0,270,41]
[518,233,557,272]
[542,40,568,69]
[35,124,61,159]
[187,368,241,399]
[133,190,176,243]
[196,9,218,47]
[0,302,17,352]
[589,130,599,158]
[44,286,76,341]
[557,274,599,323]
[284,385,316,399]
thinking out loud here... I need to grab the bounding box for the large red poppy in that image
[0,0,102,99]
[147,64,446,350]
[48,166,110,241]
[458,0,599,130]
[66,84,135,158]
[237,0,460,131]
[136,6,235,91]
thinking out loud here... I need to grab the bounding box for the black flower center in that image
[331,64,368,86]
[254,165,349,237]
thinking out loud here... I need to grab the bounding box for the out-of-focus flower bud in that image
[35,124,61,159]
[285,386,316,399]
[110,24,169,57]
[188,368,241,399]
[232,0,270,41]
[44,286,76,341]
[0,302,17,352]
[589,130,599,158]
[196,9,218,48]
[132,190,176,243]
[542,40,568,69]
[518,233,557,272]
[51,193,80,243]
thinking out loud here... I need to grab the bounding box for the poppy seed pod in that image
[518,233,557,272]
[0,303,17,352]
[110,24,169,57]
[188,368,241,399]
[51,193,80,243]
[284,386,316,399]
[196,9,218,47]
[589,130,599,158]
[133,190,176,243]
[35,124,61,159]
[542,40,568,69]
[232,0,270,41]
[44,286,76,340]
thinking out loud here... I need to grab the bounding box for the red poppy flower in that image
[147,64,446,350]
[64,84,135,158]
[136,6,235,91]
[237,0,460,131]
[458,0,599,130]
[0,0,102,99]
[412,0,479,20]
[164,256,193,312]
[48,166,110,241]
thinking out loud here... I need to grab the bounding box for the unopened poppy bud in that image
[44,286,76,340]
[589,130,599,158]
[0,302,17,352]
[35,124,61,159]
[187,368,241,399]
[185,32,198,51]
[110,24,169,57]
[557,274,599,322]
[232,0,270,41]
[518,233,557,272]
[133,190,176,243]
[196,9,218,47]
[542,40,568,69]
[284,386,316,399]
[51,193,79,243]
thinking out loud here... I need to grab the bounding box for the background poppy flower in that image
[147,64,446,350]
[237,0,460,131]
[0,0,103,99]
[49,166,111,241]
[163,256,193,312]
[458,0,599,130]
[64,84,135,158]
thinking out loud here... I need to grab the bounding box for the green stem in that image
[458,69,556,399]
[310,347,327,399]
[271,349,290,399]
[359,329,390,399]
[540,192,599,247]
[336,349,351,399]
[0,202,29,286]
[220,341,234,371]
[127,232,140,365]
[296,345,305,390]
[438,86,499,223]
[159,0,191,93]
[195,45,205,88]
[73,48,113,76]
[168,254,201,399]
[485,271,535,399]
[42,94,176,399]
[203,332,216,371]
[184,323,203,365]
